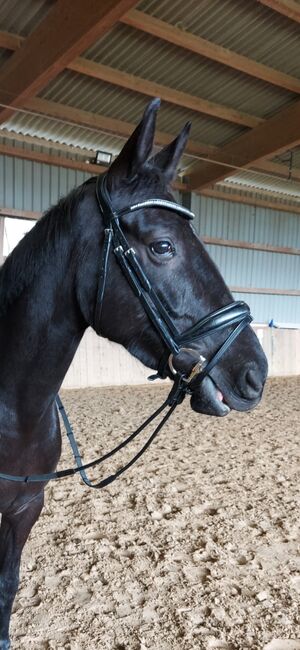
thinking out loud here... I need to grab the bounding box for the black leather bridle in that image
[0,175,252,488]
[93,175,252,391]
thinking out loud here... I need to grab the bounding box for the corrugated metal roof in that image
[0,0,53,36]
[0,0,299,206]
[83,23,295,121]
[2,111,126,155]
[137,0,300,79]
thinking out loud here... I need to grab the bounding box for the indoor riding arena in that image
[0,2,299,650]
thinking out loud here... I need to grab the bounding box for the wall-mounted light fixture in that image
[93,150,112,166]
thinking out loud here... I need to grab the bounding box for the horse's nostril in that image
[239,366,263,400]
[246,369,262,393]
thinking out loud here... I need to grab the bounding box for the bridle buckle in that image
[185,356,207,383]
[168,348,207,384]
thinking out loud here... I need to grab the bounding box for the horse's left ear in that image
[106,98,160,189]
[151,122,191,182]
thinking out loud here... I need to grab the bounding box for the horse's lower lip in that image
[190,376,231,416]
[213,383,230,414]
[216,388,224,402]
[208,379,231,413]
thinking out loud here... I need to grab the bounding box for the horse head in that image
[78,99,268,416]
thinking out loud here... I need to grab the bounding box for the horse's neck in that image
[0,246,86,421]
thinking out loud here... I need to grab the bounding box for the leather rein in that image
[0,175,252,488]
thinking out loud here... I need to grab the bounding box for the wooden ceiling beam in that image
[0,30,22,50]
[0,142,106,175]
[0,0,138,124]
[0,207,42,221]
[121,9,300,94]
[217,181,300,203]
[187,98,300,189]
[200,187,300,215]
[20,96,218,159]
[0,141,185,190]
[2,121,300,187]
[258,0,300,23]
[0,30,262,129]
[253,158,300,182]
[69,58,260,128]
[2,184,300,221]
[3,97,300,184]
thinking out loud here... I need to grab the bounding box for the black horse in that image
[0,99,267,647]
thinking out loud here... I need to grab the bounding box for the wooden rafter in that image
[202,236,300,256]
[201,188,300,214]
[2,98,300,187]
[253,158,300,183]
[0,208,42,221]
[1,207,300,258]
[0,0,138,124]
[230,286,300,296]
[2,121,300,194]
[0,31,22,50]
[69,59,260,128]
[258,0,300,23]
[0,142,106,175]
[1,173,300,221]
[187,99,300,190]
[121,9,300,94]
[18,96,300,185]
[1,138,300,214]
[3,114,300,188]
[18,96,218,159]
[0,29,261,129]
[0,142,186,190]
[218,180,300,204]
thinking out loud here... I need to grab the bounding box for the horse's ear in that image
[151,122,191,182]
[106,98,160,189]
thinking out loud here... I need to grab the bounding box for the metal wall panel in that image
[0,152,92,212]
[191,193,300,324]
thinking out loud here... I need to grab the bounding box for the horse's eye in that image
[150,240,174,258]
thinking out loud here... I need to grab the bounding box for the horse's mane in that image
[0,166,169,317]
[0,180,93,316]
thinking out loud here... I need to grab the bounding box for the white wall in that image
[63,329,152,388]
[62,325,300,389]
[256,325,300,377]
